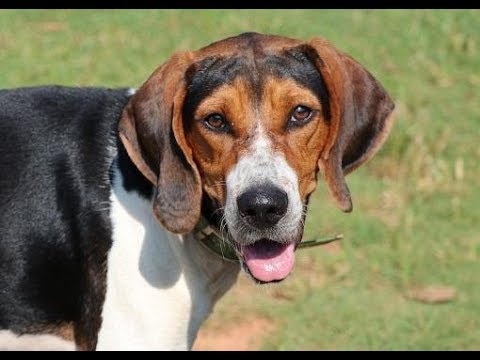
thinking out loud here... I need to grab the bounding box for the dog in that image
[0,32,395,350]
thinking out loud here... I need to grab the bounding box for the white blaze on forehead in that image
[228,130,295,187]
[225,128,303,245]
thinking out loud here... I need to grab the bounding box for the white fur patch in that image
[96,162,239,350]
[126,87,137,96]
[0,330,75,351]
[225,131,303,245]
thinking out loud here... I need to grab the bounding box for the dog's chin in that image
[230,234,303,284]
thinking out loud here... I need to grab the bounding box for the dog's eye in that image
[204,113,228,132]
[289,105,313,126]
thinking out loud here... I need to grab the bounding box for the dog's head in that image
[119,33,395,283]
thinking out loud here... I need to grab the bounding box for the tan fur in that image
[185,78,256,204]
[260,77,330,199]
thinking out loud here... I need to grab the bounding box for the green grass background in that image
[0,9,478,350]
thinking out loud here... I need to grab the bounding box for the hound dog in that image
[0,32,395,350]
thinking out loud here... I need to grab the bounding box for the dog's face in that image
[182,50,331,282]
[119,33,395,283]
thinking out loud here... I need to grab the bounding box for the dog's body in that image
[0,33,394,350]
[0,86,239,350]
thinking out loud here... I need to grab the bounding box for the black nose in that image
[237,185,288,229]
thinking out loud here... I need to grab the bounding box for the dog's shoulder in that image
[0,85,134,336]
[0,85,133,202]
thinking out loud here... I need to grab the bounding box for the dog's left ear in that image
[118,51,202,234]
[305,37,396,212]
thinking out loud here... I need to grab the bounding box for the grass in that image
[1,9,479,350]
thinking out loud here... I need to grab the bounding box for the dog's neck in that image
[194,216,239,261]
[97,158,240,350]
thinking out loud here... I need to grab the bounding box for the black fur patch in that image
[0,86,131,349]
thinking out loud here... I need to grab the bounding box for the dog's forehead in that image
[195,32,303,57]
[188,32,311,81]
[183,33,327,119]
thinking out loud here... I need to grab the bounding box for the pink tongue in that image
[242,240,295,282]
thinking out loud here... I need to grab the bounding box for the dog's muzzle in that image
[232,184,295,283]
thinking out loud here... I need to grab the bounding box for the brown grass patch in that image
[193,315,274,351]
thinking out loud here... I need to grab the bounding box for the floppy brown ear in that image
[306,37,396,212]
[118,51,203,234]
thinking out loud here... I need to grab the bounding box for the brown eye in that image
[290,105,313,125]
[204,113,228,131]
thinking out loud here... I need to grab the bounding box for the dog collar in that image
[194,216,344,261]
[194,217,238,261]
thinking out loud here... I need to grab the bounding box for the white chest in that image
[96,166,239,350]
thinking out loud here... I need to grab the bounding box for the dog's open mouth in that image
[241,239,295,283]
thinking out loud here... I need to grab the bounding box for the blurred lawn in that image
[0,9,479,350]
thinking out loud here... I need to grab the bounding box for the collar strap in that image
[297,234,344,248]
[194,216,343,261]
[194,217,238,261]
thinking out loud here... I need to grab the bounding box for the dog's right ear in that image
[118,51,203,234]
